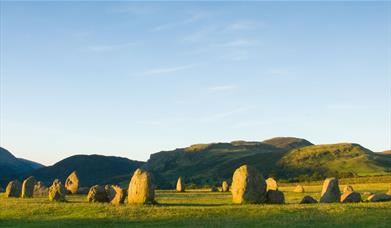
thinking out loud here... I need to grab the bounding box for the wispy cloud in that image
[217,39,257,48]
[268,69,288,76]
[143,64,196,76]
[208,85,237,92]
[234,121,270,127]
[225,20,261,31]
[87,42,136,52]
[201,105,256,122]
[152,11,210,32]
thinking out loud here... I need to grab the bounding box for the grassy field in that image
[1,183,391,227]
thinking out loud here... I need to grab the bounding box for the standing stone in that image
[65,171,79,194]
[300,195,318,204]
[340,191,361,203]
[5,180,22,197]
[127,169,155,204]
[222,181,229,192]
[343,185,354,193]
[266,178,278,191]
[176,177,185,192]
[231,165,267,204]
[33,181,48,197]
[48,179,66,202]
[367,194,391,202]
[266,190,285,204]
[87,185,109,203]
[21,176,37,198]
[293,185,305,193]
[109,185,126,205]
[105,185,116,201]
[320,177,341,203]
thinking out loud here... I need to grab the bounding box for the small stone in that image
[341,191,361,203]
[300,195,318,204]
[176,177,185,192]
[320,177,341,203]
[65,171,79,194]
[293,185,305,193]
[87,185,109,203]
[5,180,22,198]
[221,181,229,192]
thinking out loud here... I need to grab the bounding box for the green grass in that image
[1,182,391,227]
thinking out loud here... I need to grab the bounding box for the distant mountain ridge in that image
[0,147,44,185]
[1,137,391,189]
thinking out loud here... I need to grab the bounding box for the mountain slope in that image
[28,154,145,187]
[262,137,313,150]
[0,147,44,186]
[278,143,391,180]
[144,138,312,188]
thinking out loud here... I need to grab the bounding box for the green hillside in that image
[144,137,311,188]
[278,143,391,180]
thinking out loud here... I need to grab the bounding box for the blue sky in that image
[0,1,390,165]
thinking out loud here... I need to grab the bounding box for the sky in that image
[0,1,390,165]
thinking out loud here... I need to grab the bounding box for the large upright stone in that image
[5,180,21,197]
[87,185,109,203]
[266,178,278,191]
[33,181,48,197]
[48,179,66,202]
[65,171,79,194]
[320,177,341,203]
[21,176,37,198]
[293,184,305,193]
[341,191,361,203]
[231,165,267,204]
[266,190,285,204]
[127,169,155,204]
[222,181,229,192]
[176,177,185,192]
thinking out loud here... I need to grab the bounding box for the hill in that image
[278,143,391,180]
[381,150,391,155]
[262,137,313,150]
[143,137,311,188]
[143,139,391,188]
[0,147,44,186]
[26,154,145,187]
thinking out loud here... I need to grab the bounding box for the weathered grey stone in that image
[48,179,66,202]
[87,185,109,203]
[33,181,48,197]
[176,177,185,192]
[5,180,22,197]
[109,185,126,205]
[341,191,361,203]
[300,195,318,204]
[127,169,155,204]
[320,177,341,203]
[21,176,37,198]
[266,190,285,204]
[65,171,79,194]
[231,165,267,204]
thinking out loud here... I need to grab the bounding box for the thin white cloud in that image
[143,64,196,76]
[87,42,136,52]
[110,5,158,15]
[217,39,256,48]
[201,105,256,122]
[152,11,210,32]
[268,69,288,76]
[225,20,260,31]
[208,85,237,92]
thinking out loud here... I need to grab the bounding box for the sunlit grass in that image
[0,182,390,227]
